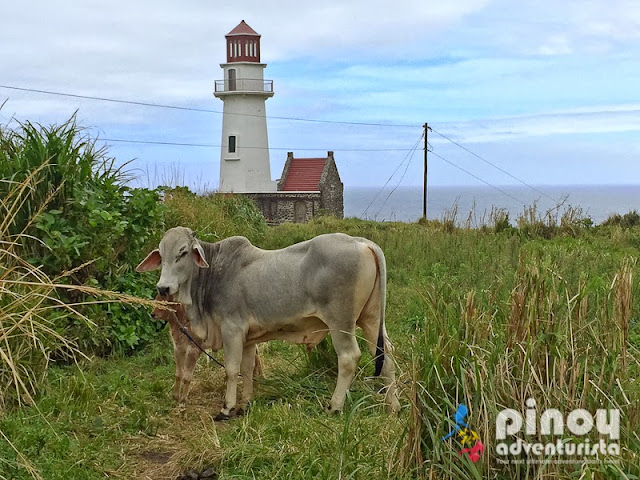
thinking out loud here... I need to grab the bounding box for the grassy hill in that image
[1,118,639,479]
[2,216,639,479]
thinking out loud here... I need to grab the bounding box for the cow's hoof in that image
[214,411,231,422]
[214,407,244,422]
[325,404,342,415]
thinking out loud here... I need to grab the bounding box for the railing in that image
[214,79,273,93]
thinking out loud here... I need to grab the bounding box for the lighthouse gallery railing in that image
[214,79,274,93]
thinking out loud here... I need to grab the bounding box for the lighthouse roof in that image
[226,20,260,37]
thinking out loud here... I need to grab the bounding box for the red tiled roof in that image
[281,158,326,191]
[227,20,260,36]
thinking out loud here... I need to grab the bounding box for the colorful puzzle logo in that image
[441,404,484,463]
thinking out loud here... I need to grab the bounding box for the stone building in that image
[246,151,344,224]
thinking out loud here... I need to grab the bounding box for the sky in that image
[1,0,639,191]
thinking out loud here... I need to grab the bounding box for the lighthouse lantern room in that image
[214,20,276,192]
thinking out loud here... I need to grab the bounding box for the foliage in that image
[602,210,640,228]
[162,187,267,244]
[3,216,638,479]
[0,165,164,413]
[2,117,640,478]
[0,116,127,237]
[0,116,165,354]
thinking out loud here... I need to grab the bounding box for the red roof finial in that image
[226,20,260,37]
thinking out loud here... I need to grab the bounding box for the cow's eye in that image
[176,251,188,262]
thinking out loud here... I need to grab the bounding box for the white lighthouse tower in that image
[214,20,276,192]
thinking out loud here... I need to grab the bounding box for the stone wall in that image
[319,152,344,218]
[245,192,321,225]
[276,152,294,191]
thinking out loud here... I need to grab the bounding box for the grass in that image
[1,211,640,479]
[0,151,171,476]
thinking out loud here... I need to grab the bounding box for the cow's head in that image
[136,227,209,303]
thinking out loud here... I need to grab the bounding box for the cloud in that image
[462,0,640,56]
[434,105,640,143]
[2,0,640,190]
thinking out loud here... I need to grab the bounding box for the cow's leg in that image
[253,345,263,378]
[180,345,201,405]
[328,327,361,413]
[216,334,243,420]
[240,344,257,407]
[172,336,188,402]
[357,313,380,358]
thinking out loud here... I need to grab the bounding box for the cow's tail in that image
[368,242,387,377]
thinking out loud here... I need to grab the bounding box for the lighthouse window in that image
[228,68,236,90]
[228,135,236,153]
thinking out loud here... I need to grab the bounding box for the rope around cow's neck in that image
[178,326,228,370]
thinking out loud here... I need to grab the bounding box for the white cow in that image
[137,227,399,419]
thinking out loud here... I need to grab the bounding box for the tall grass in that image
[258,217,640,479]
[0,115,130,238]
[0,121,174,477]
[2,163,639,478]
[162,187,267,244]
[399,254,639,479]
[0,168,164,411]
[1,115,169,354]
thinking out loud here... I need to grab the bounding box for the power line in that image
[0,84,562,207]
[430,127,559,203]
[0,84,418,128]
[361,133,424,218]
[101,137,416,152]
[374,137,421,218]
[429,150,527,206]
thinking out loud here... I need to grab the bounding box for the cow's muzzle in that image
[157,286,170,296]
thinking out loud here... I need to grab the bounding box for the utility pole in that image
[423,123,431,221]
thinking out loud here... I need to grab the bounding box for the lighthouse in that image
[214,20,276,192]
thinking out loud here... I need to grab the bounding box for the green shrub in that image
[1,116,165,354]
[602,210,640,228]
[163,187,267,244]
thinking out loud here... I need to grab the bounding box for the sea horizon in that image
[345,184,640,225]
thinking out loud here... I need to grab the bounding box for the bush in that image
[602,210,640,228]
[1,116,165,354]
[163,187,267,244]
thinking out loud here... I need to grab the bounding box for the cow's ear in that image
[136,249,162,272]
[192,243,209,268]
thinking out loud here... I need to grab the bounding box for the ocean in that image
[345,185,640,225]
